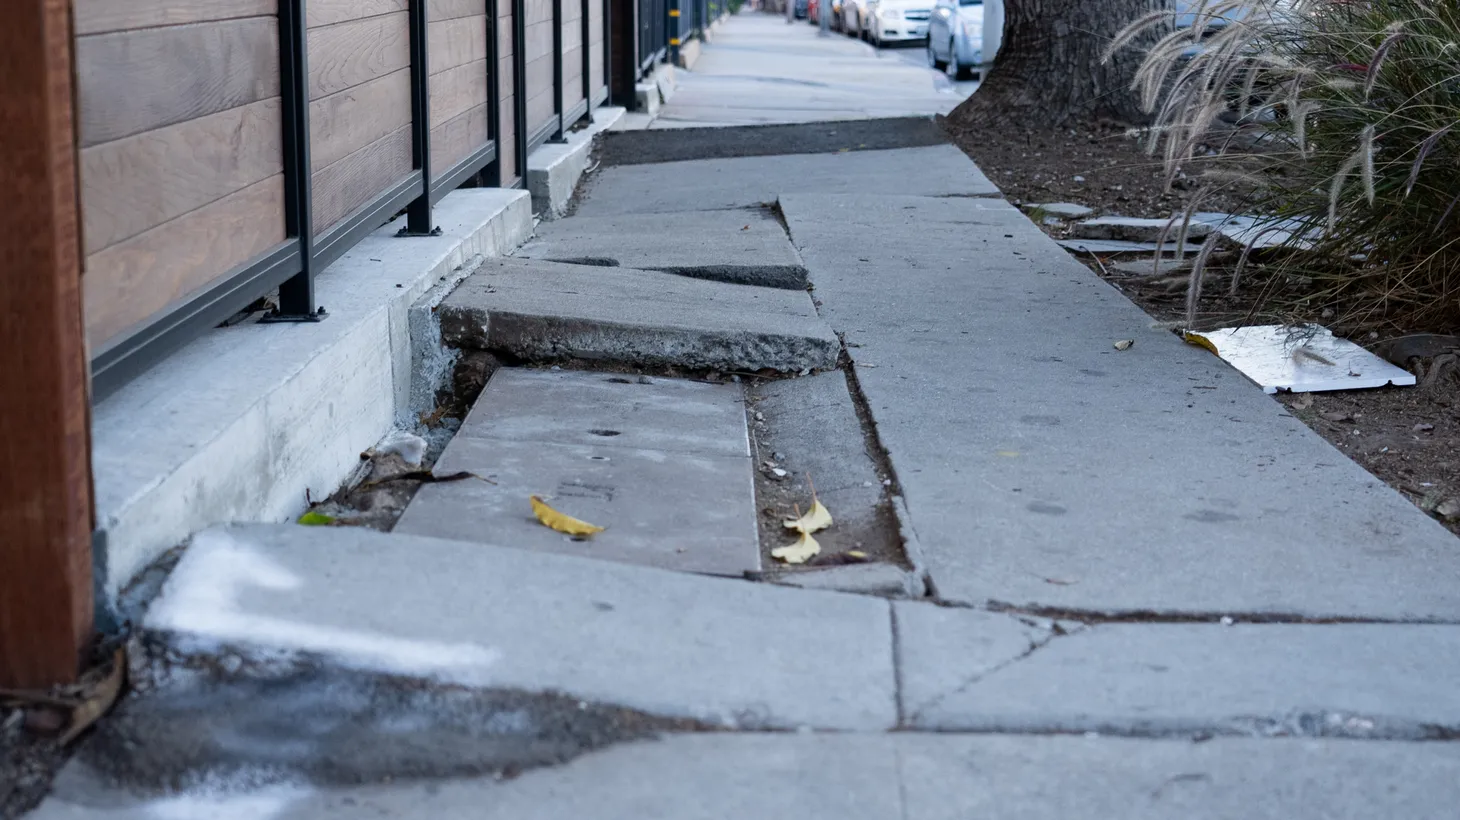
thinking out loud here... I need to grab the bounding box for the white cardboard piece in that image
[1188,324,1416,394]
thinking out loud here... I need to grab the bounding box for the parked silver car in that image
[926,0,983,79]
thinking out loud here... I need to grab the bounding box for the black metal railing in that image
[87,0,635,399]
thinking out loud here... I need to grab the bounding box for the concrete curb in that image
[526,106,628,218]
[90,190,533,602]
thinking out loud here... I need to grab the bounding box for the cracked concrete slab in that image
[454,369,750,458]
[438,257,838,372]
[143,524,897,730]
[574,146,1000,217]
[897,608,1460,737]
[395,368,761,575]
[396,433,761,575]
[779,191,1460,621]
[518,209,807,289]
[892,601,1049,722]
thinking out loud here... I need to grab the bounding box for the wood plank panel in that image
[431,103,490,175]
[308,12,409,100]
[310,68,412,172]
[499,11,516,57]
[525,0,554,25]
[75,0,274,36]
[77,18,280,147]
[431,0,489,20]
[590,40,605,95]
[308,0,406,29]
[311,126,414,234]
[1,0,94,689]
[82,98,282,254]
[524,18,555,63]
[431,59,490,128]
[429,15,488,75]
[85,175,285,350]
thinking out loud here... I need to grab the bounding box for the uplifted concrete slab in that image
[595,117,955,166]
[518,209,807,289]
[456,369,749,458]
[36,733,1460,819]
[897,603,1460,738]
[141,524,896,730]
[779,192,1460,620]
[575,145,999,217]
[396,369,760,575]
[438,258,838,373]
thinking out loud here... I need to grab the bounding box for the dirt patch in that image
[944,121,1248,219]
[953,122,1460,539]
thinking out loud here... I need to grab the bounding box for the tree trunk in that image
[947,0,1168,130]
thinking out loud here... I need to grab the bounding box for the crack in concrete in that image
[902,624,1069,727]
[982,600,1460,626]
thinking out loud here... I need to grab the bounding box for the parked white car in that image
[927,0,983,79]
[867,0,934,46]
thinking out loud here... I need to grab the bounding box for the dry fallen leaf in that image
[61,648,125,746]
[771,530,821,564]
[530,495,605,536]
[783,500,833,534]
[1291,392,1314,410]
[1113,339,1134,351]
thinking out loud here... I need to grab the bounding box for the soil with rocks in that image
[1,709,67,819]
[952,122,1460,539]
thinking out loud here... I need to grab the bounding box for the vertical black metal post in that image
[273,0,324,321]
[403,0,436,235]
[513,0,528,184]
[551,0,565,140]
[581,0,592,122]
[668,0,679,66]
[485,0,503,186]
[604,0,613,106]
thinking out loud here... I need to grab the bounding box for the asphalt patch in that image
[597,117,951,167]
[67,663,706,800]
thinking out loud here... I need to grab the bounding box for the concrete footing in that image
[90,190,533,602]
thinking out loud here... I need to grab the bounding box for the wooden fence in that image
[76,0,614,399]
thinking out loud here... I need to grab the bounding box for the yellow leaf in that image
[771,530,821,564]
[531,495,605,536]
[783,499,833,534]
[297,511,336,526]
[1182,330,1220,355]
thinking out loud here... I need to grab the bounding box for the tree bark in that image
[947,0,1168,130]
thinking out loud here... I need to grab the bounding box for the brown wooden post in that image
[0,0,95,688]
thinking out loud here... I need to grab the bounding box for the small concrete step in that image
[438,257,839,373]
[143,523,896,730]
[518,208,807,289]
[395,368,761,576]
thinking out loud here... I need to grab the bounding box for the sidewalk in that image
[653,12,974,128]
[26,11,1460,819]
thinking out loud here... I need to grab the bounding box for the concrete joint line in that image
[889,600,907,727]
